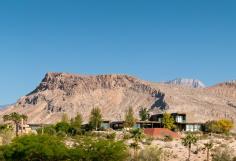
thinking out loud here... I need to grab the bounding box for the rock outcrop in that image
[0,73,167,124]
[164,78,205,88]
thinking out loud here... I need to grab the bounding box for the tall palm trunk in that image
[188,144,191,161]
[207,149,210,161]
[133,146,138,161]
[95,121,98,131]
[15,123,19,137]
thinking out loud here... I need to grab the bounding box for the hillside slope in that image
[0,73,235,131]
[0,73,167,124]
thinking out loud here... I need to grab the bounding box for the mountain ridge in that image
[163,78,206,88]
[0,72,236,131]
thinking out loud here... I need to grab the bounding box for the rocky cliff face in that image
[1,73,168,123]
[164,78,205,88]
[0,73,236,131]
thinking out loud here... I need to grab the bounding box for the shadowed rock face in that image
[0,73,236,132]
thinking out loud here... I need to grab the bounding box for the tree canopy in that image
[139,107,149,121]
[89,107,102,130]
[205,119,234,134]
[162,112,176,130]
[124,107,136,128]
[3,112,28,136]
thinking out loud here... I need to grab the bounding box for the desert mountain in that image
[164,78,205,88]
[0,73,236,131]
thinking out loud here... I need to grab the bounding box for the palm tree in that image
[130,128,144,160]
[89,107,102,131]
[139,107,150,121]
[3,112,28,136]
[204,141,213,161]
[182,133,198,161]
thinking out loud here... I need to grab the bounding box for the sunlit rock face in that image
[1,73,236,132]
[164,78,206,88]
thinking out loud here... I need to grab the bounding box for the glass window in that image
[176,116,183,123]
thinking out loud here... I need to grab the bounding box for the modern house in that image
[150,113,204,132]
[103,112,204,132]
[24,113,204,133]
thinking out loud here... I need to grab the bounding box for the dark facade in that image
[110,121,162,130]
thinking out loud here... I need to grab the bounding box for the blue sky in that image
[0,0,235,104]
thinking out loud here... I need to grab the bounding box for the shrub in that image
[106,132,116,140]
[142,136,154,145]
[163,135,173,142]
[55,122,71,133]
[37,125,56,135]
[70,137,128,161]
[0,127,14,145]
[0,135,69,161]
[205,119,234,134]
[123,131,131,140]
[138,146,163,161]
[212,146,234,161]
[217,119,234,134]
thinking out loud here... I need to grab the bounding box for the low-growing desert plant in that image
[163,135,173,142]
[212,146,234,161]
[138,146,163,161]
[142,136,154,145]
[106,132,116,140]
[0,129,14,145]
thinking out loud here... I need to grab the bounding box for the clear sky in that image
[0,0,235,105]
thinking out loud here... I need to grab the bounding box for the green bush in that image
[37,125,57,135]
[55,122,71,133]
[1,135,69,161]
[70,137,128,161]
[0,134,128,161]
[106,132,116,140]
